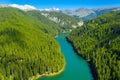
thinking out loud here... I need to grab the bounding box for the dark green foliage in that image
[0,7,65,80]
[68,11,120,80]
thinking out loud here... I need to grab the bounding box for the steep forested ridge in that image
[27,10,62,33]
[0,7,57,37]
[67,11,120,80]
[26,10,82,35]
[38,11,82,32]
[0,7,65,80]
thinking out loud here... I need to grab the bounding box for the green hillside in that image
[67,11,120,80]
[27,10,62,34]
[0,7,65,80]
[0,7,57,37]
[37,11,82,32]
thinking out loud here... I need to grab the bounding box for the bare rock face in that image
[62,7,120,21]
[62,8,95,18]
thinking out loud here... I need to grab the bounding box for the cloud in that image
[40,7,60,11]
[9,4,37,10]
[0,4,60,11]
[53,7,60,11]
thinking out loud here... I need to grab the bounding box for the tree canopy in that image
[68,10,120,80]
[0,7,65,80]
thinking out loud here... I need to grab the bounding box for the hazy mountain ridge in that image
[62,8,95,18]
[62,7,120,21]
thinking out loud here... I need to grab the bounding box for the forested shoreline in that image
[67,11,120,80]
[0,7,65,80]
[66,38,97,80]
[0,6,120,80]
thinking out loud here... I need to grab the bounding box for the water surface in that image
[39,33,93,80]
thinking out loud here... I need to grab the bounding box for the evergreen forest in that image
[0,7,65,80]
[67,11,120,80]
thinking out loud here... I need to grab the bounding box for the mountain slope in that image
[67,11,120,80]
[27,10,62,34]
[39,11,82,32]
[0,7,65,80]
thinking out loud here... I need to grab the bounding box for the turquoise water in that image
[39,34,93,80]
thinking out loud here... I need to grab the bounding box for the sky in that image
[0,0,120,9]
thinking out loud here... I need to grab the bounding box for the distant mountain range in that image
[62,7,120,21]
[1,4,120,21]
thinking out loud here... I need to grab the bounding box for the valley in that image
[0,5,120,80]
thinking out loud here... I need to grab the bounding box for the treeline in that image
[67,11,120,80]
[0,7,65,80]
